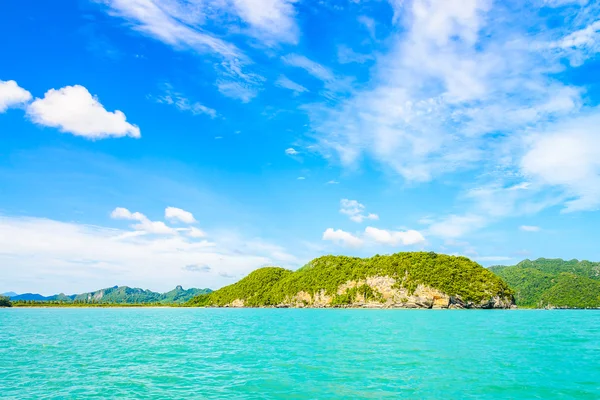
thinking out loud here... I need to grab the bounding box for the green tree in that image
[0,295,12,307]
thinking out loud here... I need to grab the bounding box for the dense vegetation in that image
[7,286,211,304]
[0,295,12,307]
[489,258,600,308]
[188,252,513,307]
[190,267,292,307]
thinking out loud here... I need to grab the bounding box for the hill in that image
[9,293,66,301]
[489,258,600,308]
[9,286,211,304]
[189,252,515,309]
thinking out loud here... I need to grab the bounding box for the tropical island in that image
[188,252,515,309]
[489,258,600,309]
[4,253,600,309]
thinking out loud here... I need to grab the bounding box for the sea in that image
[1,308,599,399]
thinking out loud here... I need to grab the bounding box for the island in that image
[187,252,515,309]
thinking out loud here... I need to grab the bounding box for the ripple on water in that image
[0,308,599,399]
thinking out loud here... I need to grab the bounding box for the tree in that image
[0,295,12,307]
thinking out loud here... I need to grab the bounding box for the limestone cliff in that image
[222,275,514,309]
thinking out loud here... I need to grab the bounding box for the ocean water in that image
[1,309,599,399]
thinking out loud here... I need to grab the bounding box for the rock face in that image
[224,275,515,309]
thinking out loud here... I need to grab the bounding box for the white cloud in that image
[111,207,176,235]
[282,54,334,81]
[322,228,363,248]
[285,147,299,155]
[340,199,379,223]
[231,0,299,44]
[520,225,541,232]
[337,45,374,64]
[99,0,272,102]
[216,80,258,103]
[275,75,308,94]
[0,214,298,294]
[100,0,241,59]
[554,20,600,49]
[26,85,140,139]
[151,84,216,118]
[427,214,487,238]
[358,15,376,39]
[187,227,207,238]
[521,114,600,212]
[110,207,145,221]
[297,176,305,180]
[308,0,587,185]
[364,226,425,246]
[165,206,196,224]
[0,80,32,112]
[327,180,339,185]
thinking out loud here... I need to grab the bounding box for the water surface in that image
[1,309,599,399]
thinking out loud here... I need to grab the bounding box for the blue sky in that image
[1,0,600,294]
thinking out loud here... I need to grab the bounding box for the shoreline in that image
[7,305,600,311]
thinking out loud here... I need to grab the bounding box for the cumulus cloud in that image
[364,226,425,246]
[165,206,196,224]
[26,85,140,139]
[340,199,379,223]
[322,228,363,248]
[285,147,299,155]
[111,207,176,235]
[0,80,32,112]
[323,226,425,247]
[0,214,298,294]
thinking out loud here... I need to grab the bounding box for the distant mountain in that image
[489,258,600,308]
[9,293,71,301]
[9,286,212,304]
[2,292,18,297]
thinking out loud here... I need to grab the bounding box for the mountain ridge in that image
[8,286,212,304]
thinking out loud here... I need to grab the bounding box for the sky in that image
[1,0,600,295]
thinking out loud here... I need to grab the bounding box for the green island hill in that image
[489,258,600,309]
[188,252,515,309]
[7,285,212,306]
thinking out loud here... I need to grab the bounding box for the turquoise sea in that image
[1,309,599,399]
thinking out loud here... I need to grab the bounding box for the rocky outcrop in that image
[226,299,245,308]
[226,275,515,309]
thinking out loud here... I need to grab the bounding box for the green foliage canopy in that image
[188,252,513,307]
[0,295,12,307]
[490,258,600,308]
